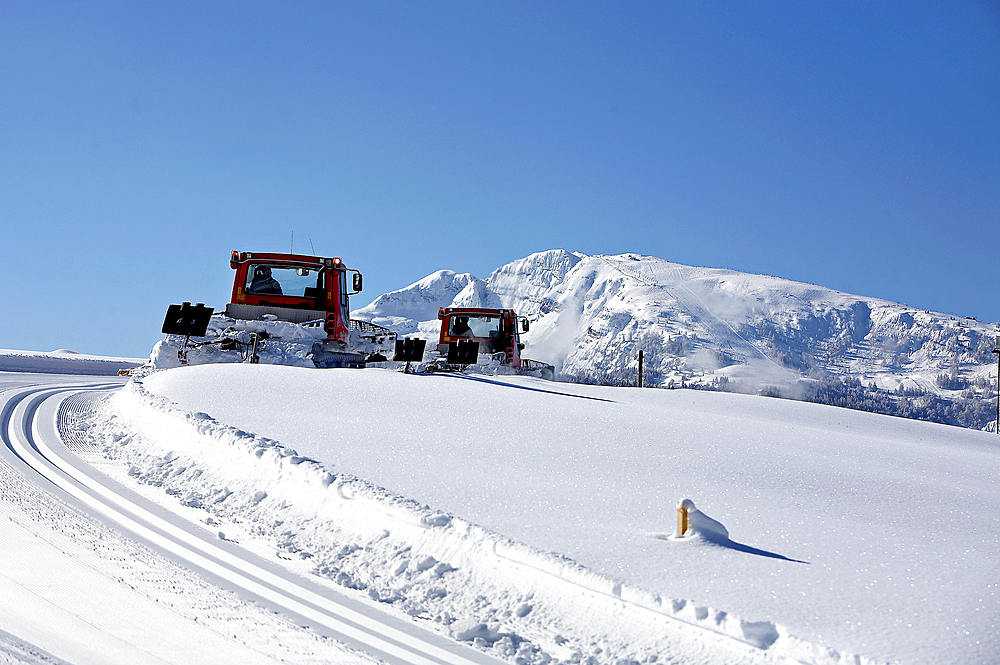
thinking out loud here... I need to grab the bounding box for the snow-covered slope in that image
[0,348,145,375]
[357,270,498,337]
[354,251,999,429]
[81,364,1000,665]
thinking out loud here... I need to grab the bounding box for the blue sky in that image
[2,1,998,358]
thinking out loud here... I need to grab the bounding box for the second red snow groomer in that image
[436,307,529,368]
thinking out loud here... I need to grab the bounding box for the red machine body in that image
[227,251,362,346]
[437,307,528,368]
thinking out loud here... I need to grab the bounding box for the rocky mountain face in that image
[355,250,999,430]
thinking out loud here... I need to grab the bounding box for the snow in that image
[356,270,491,338]
[0,373,378,665]
[75,363,1000,664]
[355,252,1000,429]
[2,250,999,664]
[147,315,327,370]
[148,250,998,429]
[0,349,145,376]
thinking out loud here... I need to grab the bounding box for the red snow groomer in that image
[437,307,528,367]
[433,307,554,380]
[227,250,359,346]
[160,251,394,368]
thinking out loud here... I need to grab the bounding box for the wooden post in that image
[638,349,644,388]
[993,335,999,434]
[677,499,694,536]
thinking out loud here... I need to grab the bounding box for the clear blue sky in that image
[2,1,998,358]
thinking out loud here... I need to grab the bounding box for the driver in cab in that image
[451,316,473,337]
[248,266,282,295]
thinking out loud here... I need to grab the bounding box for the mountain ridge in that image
[354,250,999,430]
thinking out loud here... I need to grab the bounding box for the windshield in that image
[448,314,503,339]
[245,264,323,298]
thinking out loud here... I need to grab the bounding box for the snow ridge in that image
[87,377,879,665]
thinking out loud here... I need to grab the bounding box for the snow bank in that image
[0,348,145,376]
[130,364,1000,664]
[76,367,991,664]
[87,378,869,664]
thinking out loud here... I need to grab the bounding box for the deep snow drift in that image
[78,363,1000,665]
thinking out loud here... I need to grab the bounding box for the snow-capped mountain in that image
[355,250,999,430]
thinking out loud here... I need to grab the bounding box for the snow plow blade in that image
[521,358,555,381]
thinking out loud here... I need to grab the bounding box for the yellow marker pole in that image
[677,499,695,536]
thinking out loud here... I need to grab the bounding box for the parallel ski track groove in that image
[0,383,503,665]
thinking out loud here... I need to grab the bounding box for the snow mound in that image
[674,499,730,541]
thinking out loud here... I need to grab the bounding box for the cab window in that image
[245,265,323,299]
[449,315,502,339]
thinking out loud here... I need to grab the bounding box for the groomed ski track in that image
[0,375,794,665]
[0,380,506,665]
